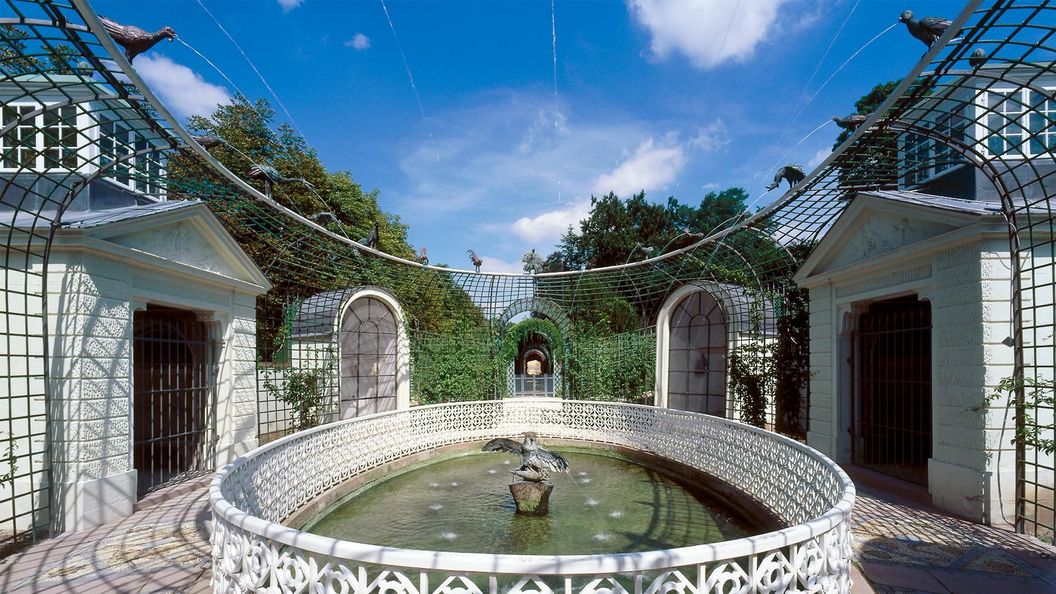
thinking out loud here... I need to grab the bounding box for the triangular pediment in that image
[82,203,270,291]
[796,193,992,282]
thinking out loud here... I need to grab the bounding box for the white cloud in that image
[476,254,524,274]
[628,0,787,69]
[277,0,303,12]
[135,55,230,119]
[807,147,831,169]
[511,200,591,244]
[346,33,371,50]
[592,135,686,196]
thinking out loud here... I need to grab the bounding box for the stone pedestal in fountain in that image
[509,480,553,514]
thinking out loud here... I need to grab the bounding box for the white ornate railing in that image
[211,399,855,593]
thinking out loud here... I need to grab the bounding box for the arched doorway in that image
[339,296,399,418]
[667,290,728,416]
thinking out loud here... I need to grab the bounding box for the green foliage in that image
[411,329,499,404]
[500,318,564,363]
[774,283,811,438]
[987,377,1055,455]
[553,189,750,270]
[262,360,331,432]
[0,435,15,491]
[728,340,773,428]
[567,327,655,403]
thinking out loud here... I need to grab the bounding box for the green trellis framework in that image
[0,0,1052,554]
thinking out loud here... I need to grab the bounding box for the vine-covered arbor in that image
[0,0,1053,553]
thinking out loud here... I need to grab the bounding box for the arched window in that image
[339,296,399,418]
[667,290,728,416]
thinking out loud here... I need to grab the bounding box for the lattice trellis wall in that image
[0,0,1053,553]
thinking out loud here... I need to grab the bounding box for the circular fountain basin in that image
[302,446,778,555]
[210,399,855,593]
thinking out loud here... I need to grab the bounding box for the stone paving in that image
[0,475,1053,593]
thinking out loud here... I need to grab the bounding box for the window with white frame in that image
[933,104,969,175]
[1,103,78,170]
[902,130,930,186]
[979,88,1056,158]
[100,115,165,196]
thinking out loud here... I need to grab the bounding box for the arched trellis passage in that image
[0,0,1054,551]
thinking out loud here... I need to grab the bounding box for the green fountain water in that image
[305,450,760,555]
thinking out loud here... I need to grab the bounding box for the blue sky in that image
[92,0,965,271]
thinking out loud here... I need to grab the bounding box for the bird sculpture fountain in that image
[483,432,569,514]
[832,113,868,131]
[98,16,177,63]
[766,164,806,191]
[467,249,483,273]
[899,10,953,49]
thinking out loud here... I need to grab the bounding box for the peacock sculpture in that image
[98,16,177,63]
[522,249,544,274]
[467,250,483,273]
[247,163,312,198]
[766,164,806,191]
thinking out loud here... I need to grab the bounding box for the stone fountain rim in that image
[210,399,855,576]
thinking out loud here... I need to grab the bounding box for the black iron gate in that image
[854,297,932,485]
[132,307,215,497]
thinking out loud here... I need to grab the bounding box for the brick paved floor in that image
[852,485,1056,593]
[0,475,1052,593]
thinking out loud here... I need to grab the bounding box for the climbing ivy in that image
[987,377,1055,455]
[411,329,499,405]
[500,318,564,363]
[567,327,656,403]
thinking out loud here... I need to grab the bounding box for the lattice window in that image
[979,88,1056,159]
[933,104,969,175]
[100,115,131,184]
[1,103,79,170]
[901,130,931,186]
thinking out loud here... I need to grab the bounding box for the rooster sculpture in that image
[98,16,177,63]
[467,249,483,272]
[360,221,379,249]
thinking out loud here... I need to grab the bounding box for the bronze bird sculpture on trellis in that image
[467,249,483,272]
[483,432,569,482]
[766,164,806,191]
[969,48,988,69]
[899,10,953,49]
[247,163,312,198]
[312,211,339,226]
[360,221,379,249]
[98,16,177,62]
[832,114,868,131]
[417,247,429,265]
[191,135,224,150]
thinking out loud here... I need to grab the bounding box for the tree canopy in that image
[549,187,750,270]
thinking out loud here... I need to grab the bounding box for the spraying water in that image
[380,0,439,162]
[193,0,307,140]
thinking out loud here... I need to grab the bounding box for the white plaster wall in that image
[806,285,835,458]
[44,250,262,532]
[801,229,1051,526]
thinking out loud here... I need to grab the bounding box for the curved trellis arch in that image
[1,0,1055,551]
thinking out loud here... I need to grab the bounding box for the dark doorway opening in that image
[133,306,214,497]
[853,296,932,485]
[668,290,728,416]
